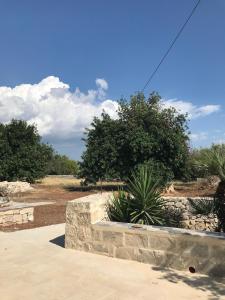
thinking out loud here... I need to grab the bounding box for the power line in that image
[141,0,201,92]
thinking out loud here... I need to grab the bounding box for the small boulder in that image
[0,181,33,196]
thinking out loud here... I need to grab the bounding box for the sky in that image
[0,0,224,159]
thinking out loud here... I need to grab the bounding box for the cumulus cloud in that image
[0,76,118,139]
[162,99,220,119]
[0,76,220,144]
[189,132,208,141]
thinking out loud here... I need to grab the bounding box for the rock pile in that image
[0,181,33,196]
[163,196,218,231]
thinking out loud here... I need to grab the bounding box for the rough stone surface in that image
[65,193,225,278]
[0,203,34,226]
[0,181,33,196]
[163,196,218,231]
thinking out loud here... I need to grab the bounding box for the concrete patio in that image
[0,224,224,300]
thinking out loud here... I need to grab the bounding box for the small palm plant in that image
[189,198,215,215]
[128,165,165,225]
[199,145,225,231]
[107,165,166,226]
[106,190,131,223]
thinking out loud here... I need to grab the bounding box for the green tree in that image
[0,120,53,183]
[46,154,79,175]
[80,92,189,183]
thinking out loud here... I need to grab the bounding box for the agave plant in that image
[127,165,165,225]
[106,166,171,226]
[106,190,131,223]
[189,198,215,215]
[201,145,225,231]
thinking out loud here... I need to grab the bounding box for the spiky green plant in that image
[200,145,225,231]
[189,198,215,215]
[127,165,165,225]
[106,190,131,223]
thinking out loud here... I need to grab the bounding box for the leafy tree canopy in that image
[0,120,53,183]
[80,92,189,183]
[46,154,79,176]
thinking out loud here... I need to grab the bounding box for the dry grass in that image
[38,176,81,186]
[38,176,123,187]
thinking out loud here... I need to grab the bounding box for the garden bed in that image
[65,193,225,278]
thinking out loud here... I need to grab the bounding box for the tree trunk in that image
[215,180,225,232]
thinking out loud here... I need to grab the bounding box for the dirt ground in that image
[0,184,95,232]
[0,177,217,232]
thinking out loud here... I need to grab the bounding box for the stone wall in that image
[65,193,225,278]
[163,196,218,231]
[0,204,34,226]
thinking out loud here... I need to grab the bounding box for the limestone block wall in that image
[163,197,218,231]
[65,193,225,277]
[0,205,34,226]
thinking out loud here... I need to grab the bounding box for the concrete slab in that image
[0,224,224,300]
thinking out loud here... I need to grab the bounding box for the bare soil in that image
[0,184,94,232]
[0,178,217,232]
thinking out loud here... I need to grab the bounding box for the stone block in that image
[91,228,103,241]
[3,215,13,224]
[92,242,109,255]
[149,235,175,251]
[20,207,33,215]
[115,247,139,260]
[77,227,92,241]
[125,232,148,248]
[13,214,23,224]
[77,213,91,226]
[28,214,34,221]
[102,231,124,246]
[138,248,157,264]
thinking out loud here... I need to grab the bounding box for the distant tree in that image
[46,154,79,176]
[0,120,53,183]
[80,92,189,184]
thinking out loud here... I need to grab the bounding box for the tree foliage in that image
[80,92,189,183]
[0,120,53,183]
[46,154,79,175]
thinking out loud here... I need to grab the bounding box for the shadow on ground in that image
[50,235,65,248]
[64,184,126,192]
[152,266,225,300]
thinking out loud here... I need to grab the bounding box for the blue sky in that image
[0,0,224,159]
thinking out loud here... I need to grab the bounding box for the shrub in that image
[189,198,215,215]
[46,154,79,176]
[106,190,131,223]
[195,144,225,231]
[107,165,166,226]
[163,207,183,228]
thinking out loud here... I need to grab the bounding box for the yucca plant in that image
[106,190,131,223]
[189,198,215,215]
[127,165,165,225]
[107,166,170,226]
[201,145,225,231]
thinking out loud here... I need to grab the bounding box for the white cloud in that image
[0,76,118,139]
[162,99,220,119]
[0,77,221,144]
[190,132,208,141]
[96,78,108,90]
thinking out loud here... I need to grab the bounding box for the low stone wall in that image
[0,203,34,226]
[65,193,225,277]
[163,197,218,231]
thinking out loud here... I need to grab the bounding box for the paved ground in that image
[0,224,225,300]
